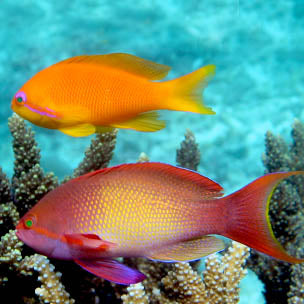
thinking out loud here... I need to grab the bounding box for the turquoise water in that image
[1,1,303,302]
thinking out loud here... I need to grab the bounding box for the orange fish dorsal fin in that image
[71,162,223,199]
[147,236,225,262]
[57,53,171,80]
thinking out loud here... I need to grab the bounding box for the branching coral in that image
[8,114,58,217]
[176,129,200,171]
[0,117,270,303]
[1,114,119,303]
[71,129,117,178]
[121,242,249,304]
[248,119,304,304]
[20,254,75,304]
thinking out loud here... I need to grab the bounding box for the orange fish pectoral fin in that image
[64,233,116,251]
[111,111,166,132]
[59,123,96,137]
[147,236,225,262]
[74,258,146,285]
[57,53,171,80]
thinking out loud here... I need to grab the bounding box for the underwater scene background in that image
[1,0,304,303]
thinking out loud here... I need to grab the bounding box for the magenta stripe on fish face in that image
[24,104,59,118]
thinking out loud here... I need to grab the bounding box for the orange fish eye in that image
[15,91,27,105]
[24,214,36,229]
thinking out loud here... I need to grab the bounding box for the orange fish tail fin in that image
[222,171,304,263]
[163,64,216,115]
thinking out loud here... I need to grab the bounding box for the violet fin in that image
[74,258,146,285]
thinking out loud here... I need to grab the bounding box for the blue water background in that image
[1,1,303,301]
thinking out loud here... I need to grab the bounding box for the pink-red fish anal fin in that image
[147,236,225,262]
[223,171,304,264]
[64,233,116,251]
[111,111,166,132]
[74,258,146,285]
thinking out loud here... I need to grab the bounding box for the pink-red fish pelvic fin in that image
[74,258,146,285]
[222,171,304,263]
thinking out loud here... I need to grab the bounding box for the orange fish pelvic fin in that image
[63,233,116,251]
[59,123,96,137]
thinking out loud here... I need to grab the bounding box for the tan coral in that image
[0,229,23,267]
[121,282,149,304]
[20,254,75,304]
[162,262,207,303]
[160,241,249,304]
[203,241,250,304]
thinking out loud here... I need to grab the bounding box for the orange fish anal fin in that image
[59,123,96,137]
[147,236,225,262]
[63,233,116,251]
[74,258,146,285]
[111,111,166,132]
[57,53,171,80]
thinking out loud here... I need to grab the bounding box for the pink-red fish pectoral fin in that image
[74,258,146,285]
[163,64,216,115]
[57,53,171,80]
[222,171,304,264]
[63,233,116,252]
[59,123,96,137]
[111,111,166,132]
[147,236,225,262]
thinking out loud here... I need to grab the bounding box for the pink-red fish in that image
[16,163,304,284]
[11,53,215,137]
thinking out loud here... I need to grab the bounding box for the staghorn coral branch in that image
[20,254,75,304]
[8,115,58,217]
[176,129,200,171]
[248,119,304,304]
[72,129,118,178]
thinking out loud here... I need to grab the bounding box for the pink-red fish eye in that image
[15,91,27,104]
[24,214,36,229]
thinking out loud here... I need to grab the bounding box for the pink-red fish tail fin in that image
[222,171,304,263]
[162,64,216,115]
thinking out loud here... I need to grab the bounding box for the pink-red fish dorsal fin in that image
[55,53,171,80]
[74,258,146,285]
[71,162,223,199]
[63,233,116,251]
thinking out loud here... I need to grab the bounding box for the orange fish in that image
[11,53,215,137]
[16,163,304,285]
